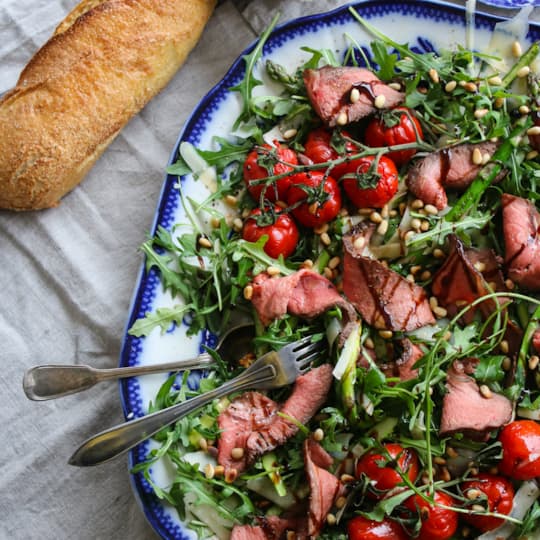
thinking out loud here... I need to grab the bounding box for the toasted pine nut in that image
[517,66,531,78]
[480,384,493,398]
[472,147,483,165]
[337,111,348,125]
[374,94,386,109]
[445,80,457,92]
[350,88,361,103]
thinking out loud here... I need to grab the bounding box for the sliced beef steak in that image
[217,391,278,474]
[440,360,512,437]
[250,268,356,326]
[304,439,343,538]
[406,141,498,210]
[246,364,333,463]
[502,193,540,291]
[303,66,404,127]
[230,525,268,540]
[342,231,434,332]
[217,365,333,474]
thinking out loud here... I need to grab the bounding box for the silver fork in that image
[68,336,324,467]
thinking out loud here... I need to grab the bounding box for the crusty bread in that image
[0,0,216,210]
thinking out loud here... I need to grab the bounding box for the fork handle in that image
[68,363,276,467]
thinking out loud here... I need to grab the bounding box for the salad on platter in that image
[127,6,540,540]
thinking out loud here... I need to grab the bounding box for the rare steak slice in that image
[250,268,356,326]
[342,231,434,332]
[246,364,333,463]
[303,66,404,127]
[406,141,498,210]
[304,439,343,538]
[217,391,278,474]
[440,360,512,437]
[502,193,540,291]
[217,365,333,474]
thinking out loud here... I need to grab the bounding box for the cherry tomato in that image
[303,128,356,179]
[498,419,540,480]
[365,107,423,166]
[347,516,407,540]
[461,473,514,532]
[286,171,342,228]
[242,205,299,259]
[243,142,298,202]
[356,443,420,499]
[403,491,458,540]
[341,154,399,209]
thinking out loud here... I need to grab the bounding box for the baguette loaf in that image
[0,0,216,210]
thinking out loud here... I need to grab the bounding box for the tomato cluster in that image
[241,108,421,259]
[344,420,540,539]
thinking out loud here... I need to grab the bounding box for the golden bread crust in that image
[0,0,216,210]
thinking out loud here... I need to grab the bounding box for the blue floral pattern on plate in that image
[118,1,540,538]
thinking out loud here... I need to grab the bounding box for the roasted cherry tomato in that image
[286,170,341,228]
[303,128,356,179]
[341,154,399,209]
[403,491,458,540]
[242,205,299,259]
[498,419,540,480]
[364,107,423,166]
[243,142,298,202]
[347,516,407,540]
[461,473,514,532]
[356,443,420,499]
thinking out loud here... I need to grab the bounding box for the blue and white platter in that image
[480,0,539,8]
[118,1,540,539]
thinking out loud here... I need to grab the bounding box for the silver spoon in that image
[22,322,255,401]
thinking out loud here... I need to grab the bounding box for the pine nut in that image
[340,474,355,483]
[335,496,347,509]
[473,261,486,273]
[370,211,383,224]
[267,266,281,276]
[233,217,243,231]
[464,81,478,92]
[472,504,486,513]
[377,219,389,236]
[517,66,530,78]
[225,194,238,206]
[337,111,348,125]
[353,236,366,251]
[198,236,212,248]
[429,68,440,83]
[381,204,390,218]
[406,274,415,283]
[420,220,430,232]
[479,384,493,398]
[320,232,331,246]
[314,222,329,235]
[434,456,447,465]
[379,330,393,339]
[512,41,523,57]
[313,428,324,442]
[472,147,483,165]
[429,296,439,310]
[482,152,491,165]
[474,108,489,119]
[364,337,375,349]
[308,202,319,215]
[199,437,208,451]
[326,514,337,526]
[411,199,425,209]
[527,126,540,136]
[388,82,402,91]
[466,488,482,500]
[446,446,459,458]
[214,465,225,476]
[350,88,361,103]
[433,248,445,259]
[445,80,457,92]
[328,256,341,270]
[204,463,215,479]
[434,306,448,318]
[301,258,314,269]
[231,447,245,460]
[411,218,422,231]
[500,340,509,354]
[420,270,432,281]
[424,204,438,215]
[323,267,333,280]
[529,355,540,370]
[374,94,386,109]
[411,265,422,275]
[283,128,297,139]
[527,150,539,160]
[502,356,512,371]
[488,75,503,86]
[519,105,531,115]
[210,216,221,228]
[243,285,253,300]
[494,97,505,109]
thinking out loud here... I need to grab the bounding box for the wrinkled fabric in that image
[0,1,528,539]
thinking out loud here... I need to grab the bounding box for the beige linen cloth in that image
[0,1,536,539]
